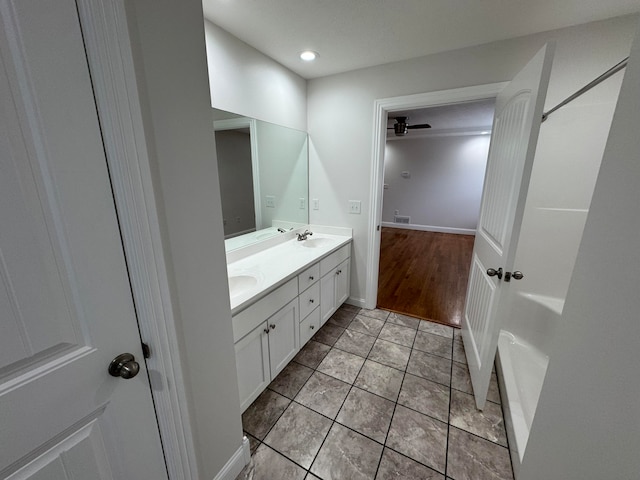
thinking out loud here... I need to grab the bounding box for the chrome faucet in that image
[297,230,313,241]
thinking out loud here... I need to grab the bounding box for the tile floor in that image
[237,305,514,480]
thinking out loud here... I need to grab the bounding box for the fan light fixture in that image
[300,50,318,61]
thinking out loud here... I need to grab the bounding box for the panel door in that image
[320,269,337,325]
[267,299,300,378]
[335,259,351,307]
[0,1,167,478]
[235,322,270,412]
[462,44,554,409]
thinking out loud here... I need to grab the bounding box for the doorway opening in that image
[366,85,506,326]
[377,100,495,327]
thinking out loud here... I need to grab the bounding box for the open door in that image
[0,1,168,478]
[462,44,555,409]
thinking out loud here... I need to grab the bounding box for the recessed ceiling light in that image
[300,50,319,61]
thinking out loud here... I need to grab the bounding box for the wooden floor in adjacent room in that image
[377,227,474,328]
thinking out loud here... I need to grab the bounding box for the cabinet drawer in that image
[298,263,320,293]
[233,278,297,343]
[299,281,320,320]
[320,244,351,276]
[300,307,320,346]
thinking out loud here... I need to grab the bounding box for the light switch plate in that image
[312,198,319,210]
[299,198,306,209]
[349,200,361,214]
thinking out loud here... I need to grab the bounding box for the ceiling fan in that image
[388,116,431,136]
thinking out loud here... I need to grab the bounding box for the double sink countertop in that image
[226,226,352,315]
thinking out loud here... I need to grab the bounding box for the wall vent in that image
[393,215,410,224]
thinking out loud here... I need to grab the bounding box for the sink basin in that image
[228,274,258,297]
[300,237,335,248]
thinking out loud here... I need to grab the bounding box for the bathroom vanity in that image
[227,228,352,411]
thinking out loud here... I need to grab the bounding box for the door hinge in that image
[141,342,151,359]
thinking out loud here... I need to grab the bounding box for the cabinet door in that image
[336,258,350,306]
[235,322,270,412]
[300,307,321,346]
[320,269,336,326]
[268,298,300,377]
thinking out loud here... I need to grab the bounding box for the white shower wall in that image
[512,74,624,302]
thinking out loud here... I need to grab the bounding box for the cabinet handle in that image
[309,276,314,281]
[264,328,270,334]
[310,325,315,330]
[270,323,276,330]
[336,269,342,275]
[309,298,314,304]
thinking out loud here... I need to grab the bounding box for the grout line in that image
[444,331,455,478]
[373,316,415,479]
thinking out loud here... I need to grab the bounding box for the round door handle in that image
[310,325,315,330]
[270,324,276,330]
[487,267,503,280]
[108,353,140,379]
[512,271,524,280]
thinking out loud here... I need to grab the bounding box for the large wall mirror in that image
[213,108,309,251]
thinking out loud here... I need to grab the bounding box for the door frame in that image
[365,83,508,309]
[77,1,200,478]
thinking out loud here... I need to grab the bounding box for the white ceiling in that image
[202,0,640,79]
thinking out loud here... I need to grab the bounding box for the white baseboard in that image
[381,222,476,235]
[346,296,366,308]
[213,436,251,480]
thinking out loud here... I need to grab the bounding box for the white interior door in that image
[462,44,554,409]
[0,1,168,478]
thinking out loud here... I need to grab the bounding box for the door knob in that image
[108,353,140,379]
[486,267,503,279]
[505,270,525,282]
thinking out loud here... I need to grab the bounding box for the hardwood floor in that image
[377,227,474,328]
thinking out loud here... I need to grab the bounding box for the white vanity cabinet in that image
[233,279,300,411]
[320,245,351,325]
[231,239,351,412]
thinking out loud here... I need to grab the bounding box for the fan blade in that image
[406,123,431,129]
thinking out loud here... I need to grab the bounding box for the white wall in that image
[125,1,243,478]
[215,130,256,236]
[204,20,307,131]
[307,14,639,306]
[382,135,490,233]
[519,20,640,478]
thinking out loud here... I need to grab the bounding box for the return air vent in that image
[393,215,410,224]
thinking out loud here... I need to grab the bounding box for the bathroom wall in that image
[382,135,490,233]
[204,20,307,131]
[126,1,243,477]
[307,14,638,306]
[215,130,256,237]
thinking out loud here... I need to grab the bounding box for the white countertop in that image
[227,231,352,315]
